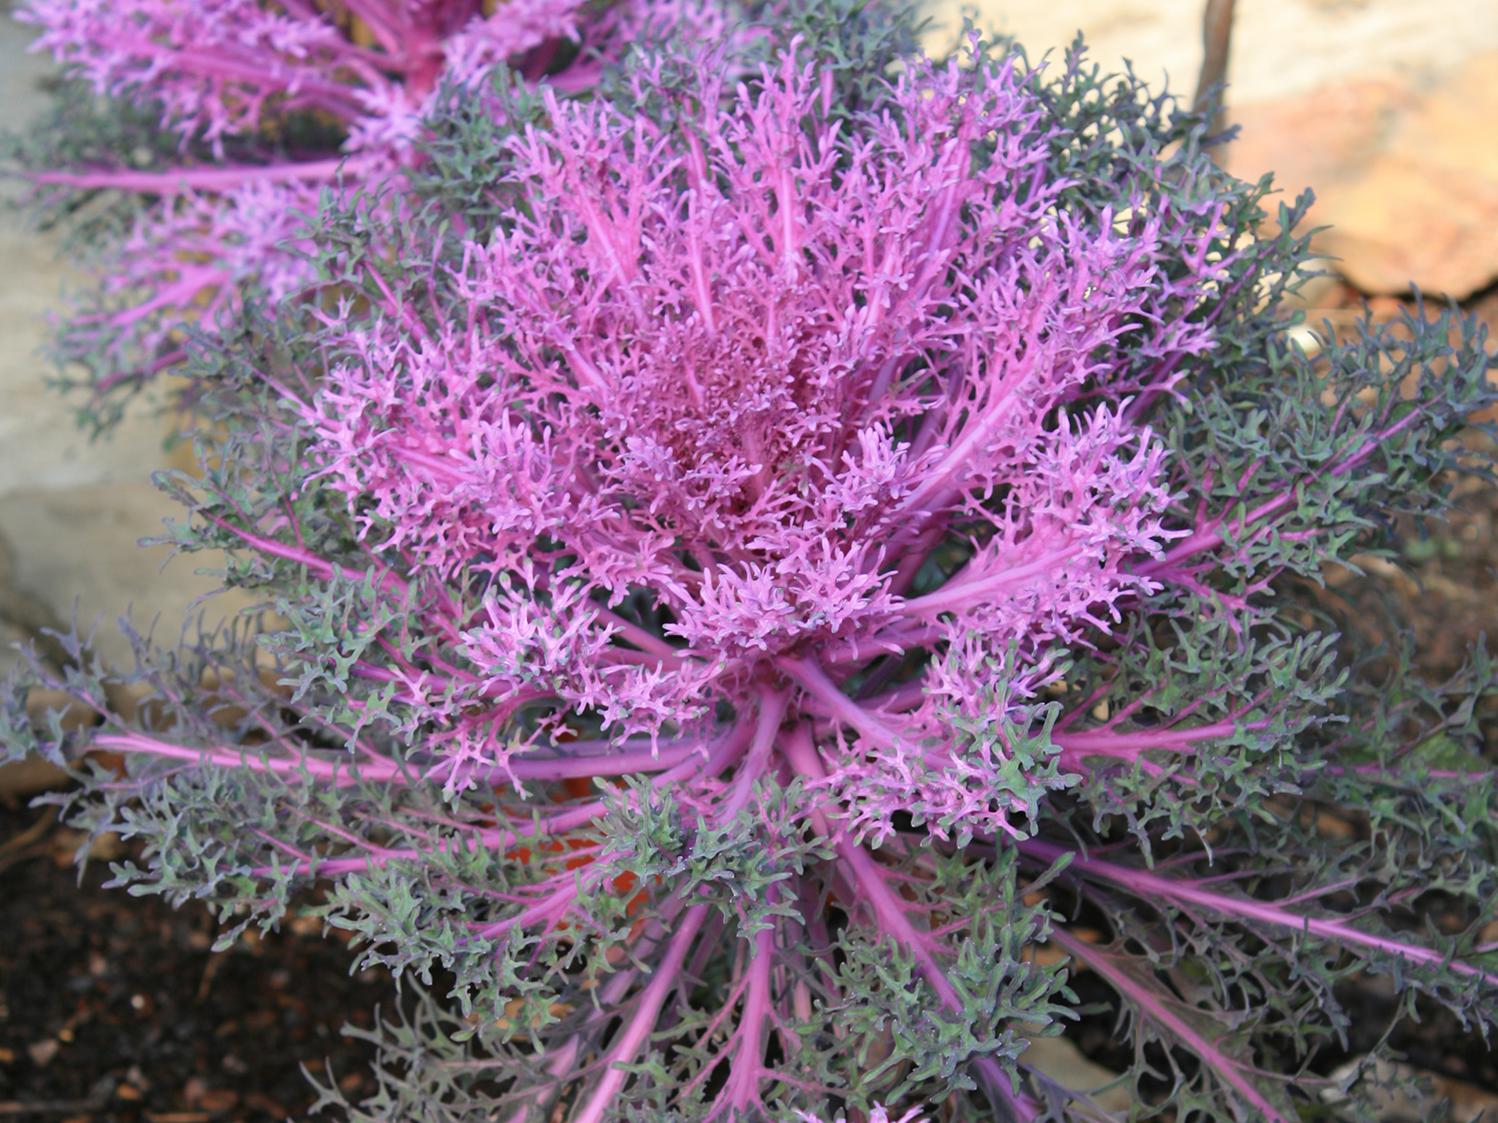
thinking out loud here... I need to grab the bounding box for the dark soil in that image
[0,799,391,1122]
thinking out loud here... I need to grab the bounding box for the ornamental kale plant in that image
[8,0,737,427]
[6,10,1498,1123]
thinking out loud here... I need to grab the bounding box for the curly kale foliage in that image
[5,6,1498,1122]
[4,0,745,428]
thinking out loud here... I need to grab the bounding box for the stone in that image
[1229,52,1498,298]
[0,14,252,695]
[0,616,29,677]
[1324,1057,1498,1122]
[0,483,255,672]
[1025,1035,1133,1111]
[937,0,1498,107]
[930,1,1498,298]
[0,23,177,499]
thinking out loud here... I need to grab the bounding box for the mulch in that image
[0,800,390,1122]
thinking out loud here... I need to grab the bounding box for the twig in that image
[1193,0,1236,152]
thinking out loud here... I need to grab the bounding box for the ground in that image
[0,803,388,1121]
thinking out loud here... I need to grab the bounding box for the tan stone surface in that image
[0,16,247,675]
[0,483,242,665]
[1025,1035,1131,1111]
[1229,52,1498,297]
[943,1,1498,300]
[932,0,1498,105]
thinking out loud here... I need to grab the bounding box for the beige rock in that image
[937,0,1498,106]
[1227,77,1410,196]
[0,483,255,671]
[0,617,25,678]
[1024,1035,1132,1112]
[1230,52,1498,297]
[1324,1057,1498,1122]
[0,20,175,497]
[941,2,1498,298]
[1,15,252,687]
